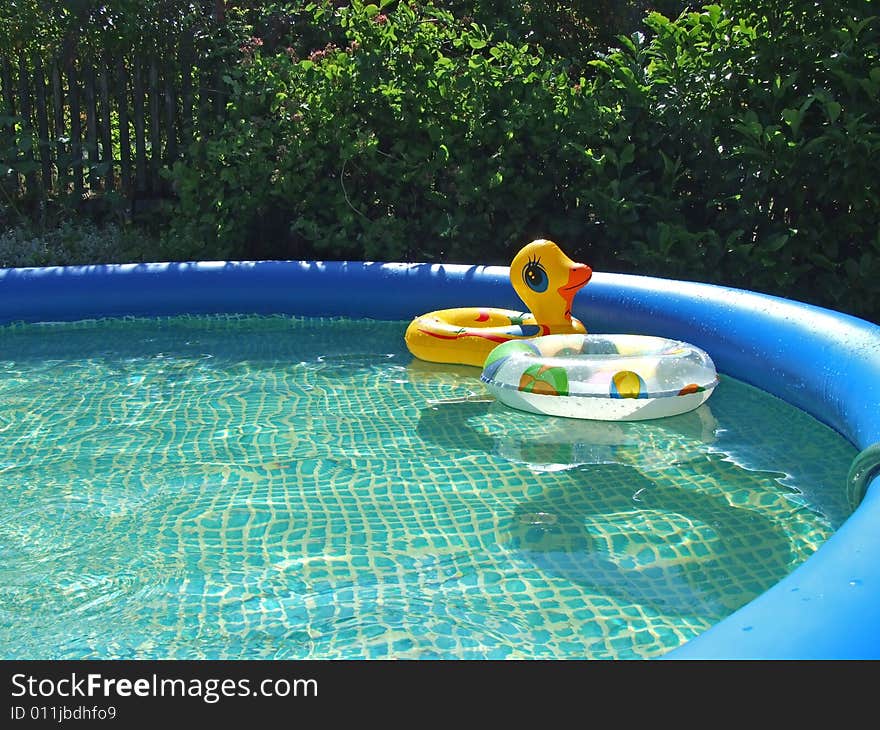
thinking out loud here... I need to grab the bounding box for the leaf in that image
[603,147,618,168]
[734,110,763,141]
[859,77,879,100]
[763,233,789,252]
[618,34,637,53]
[469,37,487,50]
[798,95,818,116]
[824,100,841,124]
[781,108,802,138]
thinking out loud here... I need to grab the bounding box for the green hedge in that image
[169,2,618,262]
[587,2,880,320]
[2,2,878,322]
[168,1,879,322]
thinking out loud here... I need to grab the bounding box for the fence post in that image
[116,58,132,196]
[17,54,38,196]
[83,64,99,191]
[0,57,18,199]
[149,59,160,193]
[164,64,177,169]
[50,61,67,195]
[133,57,147,194]
[180,29,194,155]
[33,54,53,195]
[66,52,85,199]
[98,63,114,192]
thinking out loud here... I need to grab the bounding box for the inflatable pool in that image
[1,259,879,659]
[480,333,718,421]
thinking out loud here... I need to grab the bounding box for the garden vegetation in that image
[1,1,878,322]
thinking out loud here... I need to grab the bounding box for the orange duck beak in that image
[558,263,592,320]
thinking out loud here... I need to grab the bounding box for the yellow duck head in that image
[510,239,592,325]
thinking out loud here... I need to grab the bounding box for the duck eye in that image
[523,261,549,293]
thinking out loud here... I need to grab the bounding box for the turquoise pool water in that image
[0,315,855,659]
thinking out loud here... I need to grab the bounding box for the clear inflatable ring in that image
[480,334,719,421]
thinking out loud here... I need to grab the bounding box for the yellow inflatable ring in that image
[481,334,719,421]
[405,240,592,367]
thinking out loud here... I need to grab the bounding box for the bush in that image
[440,1,690,58]
[0,217,158,267]
[170,1,880,323]
[585,2,880,319]
[3,1,878,322]
[170,1,616,263]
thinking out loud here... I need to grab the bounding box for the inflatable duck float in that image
[405,239,592,367]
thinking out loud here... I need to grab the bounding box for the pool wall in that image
[2,260,880,659]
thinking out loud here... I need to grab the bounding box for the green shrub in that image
[4,1,878,322]
[440,1,690,58]
[170,1,616,263]
[167,1,880,322]
[586,2,880,320]
[0,218,158,267]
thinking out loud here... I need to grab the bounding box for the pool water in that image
[0,315,855,659]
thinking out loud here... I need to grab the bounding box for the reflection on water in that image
[419,397,719,473]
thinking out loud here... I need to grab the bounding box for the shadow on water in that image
[505,460,796,618]
[417,398,798,619]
